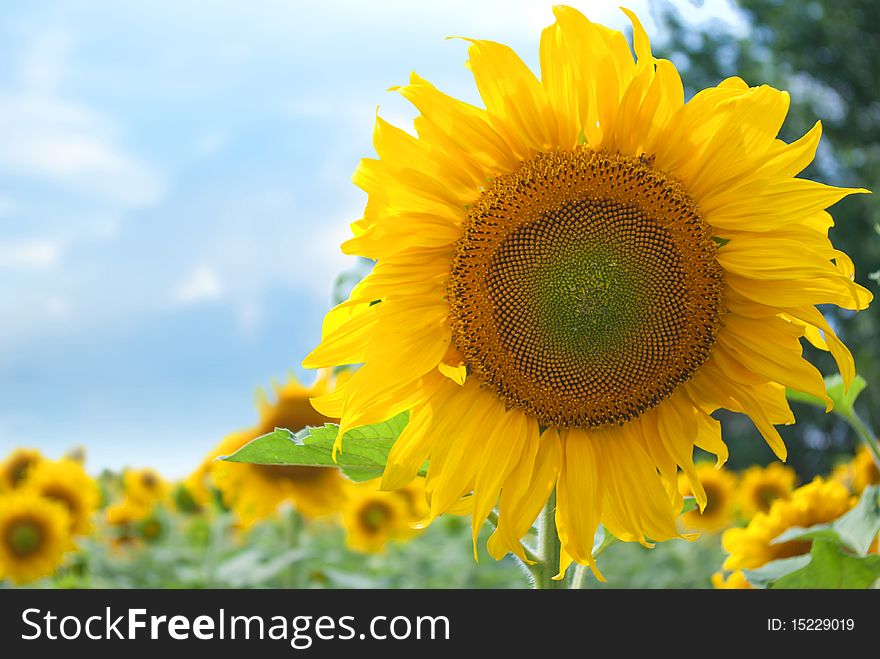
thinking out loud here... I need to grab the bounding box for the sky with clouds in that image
[0,0,744,477]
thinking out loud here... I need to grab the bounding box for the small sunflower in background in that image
[207,371,348,527]
[303,5,871,576]
[678,463,738,532]
[105,499,148,550]
[832,446,880,495]
[738,463,797,520]
[711,570,752,590]
[123,468,168,509]
[0,490,73,585]
[24,458,100,536]
[721,477,854,571]
[342,481,417,553]
[0,448,43,491]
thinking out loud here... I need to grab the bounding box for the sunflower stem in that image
[841,409,880,471]
[570,564,587,589]
[282,507,303,589]
[486,510,542,584]
[537,490,564,589]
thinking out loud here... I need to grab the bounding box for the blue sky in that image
[0,1,744,477]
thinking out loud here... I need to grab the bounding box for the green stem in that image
[282,508,303,589]
[570,564,587,589]
[485,510,542,584]
[537,490,564,589]
[841,410,880,471]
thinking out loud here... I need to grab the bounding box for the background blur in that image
[0,0,876,478]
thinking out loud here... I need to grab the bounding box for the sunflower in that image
[208,372,347,527]
[24,459,100,535]
[722,477,854,570]
[711,570,752,590]
[738,462,797,520]
[105,499,146,550]
[0,490,73,585]
[678,463,738,532]
[0,448,43,491]
[832,446,880,495]
[123,468,168,508]
[303,5,871,575]
[342,481,416,553]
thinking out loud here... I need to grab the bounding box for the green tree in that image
[652,0,879,476]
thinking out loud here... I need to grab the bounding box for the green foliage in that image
[770,541,880,589]
[220,412,409,482]
[655,0,880,478]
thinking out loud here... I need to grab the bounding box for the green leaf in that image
[742,555,812,588]
[769,540,880,589]
[219,412,409,482]
[833,485,880,555]
[771,523,839,547]
[681,496,697,515]
[786,374,866,413]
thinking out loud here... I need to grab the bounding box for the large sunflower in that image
[0,490,73,585]
[24,458,100,536]
[208,372,348,526]
[304,7,871,576]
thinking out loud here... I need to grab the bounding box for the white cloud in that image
[173,264,224,304]
[0,94,165,208]
[0,27,165,209]
[0,240,63,269]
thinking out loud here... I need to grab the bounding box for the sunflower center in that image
[755,484,783,512]
[253,464,327,483]
[42,486,80,519]
[359,502,393,533]
[448,148,725,428]
[7,520,43,556]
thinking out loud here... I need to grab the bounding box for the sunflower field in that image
[2,0,880,594]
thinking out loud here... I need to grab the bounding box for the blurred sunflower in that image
[208,372,347,527]
[105,499,145,550]
[832,446,880,495]
[738,463,797,519]
[678,463,738,532]
[0,490,73,585]
[123,468,168,509]
[711,570,752,590]
[25,459,100,535]
[303,6,871,575]
[722,477,854,570]
[0,448,43,491]
[342,482,414,553]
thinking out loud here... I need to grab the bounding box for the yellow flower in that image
[738,462,797,520]
[722,477,854,570]
[711,570,753,589]
[123,468,168,508]
[833,446,880,495]
[303,6,871,576]
[678,463,738,532]
[0,490,73,585]
[208,372,347,527]
[1,448,43,491]
[342,481,417,553]
[105,499,146,550]
[24,459,100,535]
